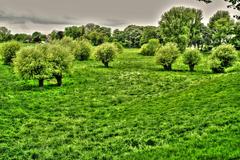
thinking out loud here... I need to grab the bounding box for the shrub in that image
[47,44,74,86]
[51,37,76,53]
[210,44,237,73]
[73,40,92,61]
[1,41,21,65]
[183,48,201,71]
[94,43,117,68]
[156,42,180,70]
[140,39,160,56]
[113,42,124,54]
[13,45,51,87]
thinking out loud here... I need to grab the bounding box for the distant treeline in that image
[0,7,239,51]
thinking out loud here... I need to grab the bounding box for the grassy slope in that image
[0,49,240,160]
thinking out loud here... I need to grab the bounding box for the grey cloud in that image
[0,10,73,25]
[0,0,238,33]
[100,19,129,27]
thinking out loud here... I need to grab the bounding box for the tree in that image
[1,41,21,65]
[73,40,92,61]
[13,33,31,43]
[159,7,203,52]
[140,26,159,45]
[84,23,111,45]
[113,25,144,48]
[0,27,12,42]
[86,31,106,46]
[50,30,64,40]
[112,42,124,54]
[94,43,118,68]
[140,39,160,56]
[47,44,74,86]
[210,44,238,73]
[13,45,51,87]
[208,11,235,47]
[112,29,125,45]
[183,48,201,71]
[231,22,240,50]
[31,32,46,43]
[51,37,76,54]
[201,24,214,51]
[123,25,143,48]
[64,26,83,40]
[156,43,180,70]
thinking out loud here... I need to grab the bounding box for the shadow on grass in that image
[15,81,72,91]
[115,65,213,75]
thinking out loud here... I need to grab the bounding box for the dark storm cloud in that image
[0,0,238,33]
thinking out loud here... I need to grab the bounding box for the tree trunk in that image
[189,64,195,72]
[55,75,62,86]
[164,65,172,71]
[103,61,109,68]
[39,79,44,88]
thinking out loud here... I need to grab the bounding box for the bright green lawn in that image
[0,48,240,159]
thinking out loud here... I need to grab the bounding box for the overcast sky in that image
[0,0,239,34]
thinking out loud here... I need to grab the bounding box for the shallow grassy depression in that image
[0,48,240,159]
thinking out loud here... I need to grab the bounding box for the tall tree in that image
[159,7,204,52]
[208,11,235,46]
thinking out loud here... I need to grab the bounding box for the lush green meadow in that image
[0,48,240,159]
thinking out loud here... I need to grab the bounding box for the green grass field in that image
[0,48,240,159]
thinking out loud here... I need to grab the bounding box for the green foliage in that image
[1,41,21,65]
[73,40,92,61]
[13,45,50,87]
[183,48,202,71]
[1,48,240,159]
[13,33,31,43]
[210,44,238,73]
[232,22,240,50]
[94,43,117,67]
[140,26,159,45]
[86,31,106,46]
[113,42,124,54]
[64,26,83,40]
[13,43,74,87]
[156,42,180,70]
[113,25,143,48]
[50,30,64,40]
[208,11,235,47]
[140,39,160,56]
[84,23,111,45]
[51,37,76,54]
[159,7,203,52]
[47,44,74,86]
[0,27,12,42]
[31,32,46,43]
